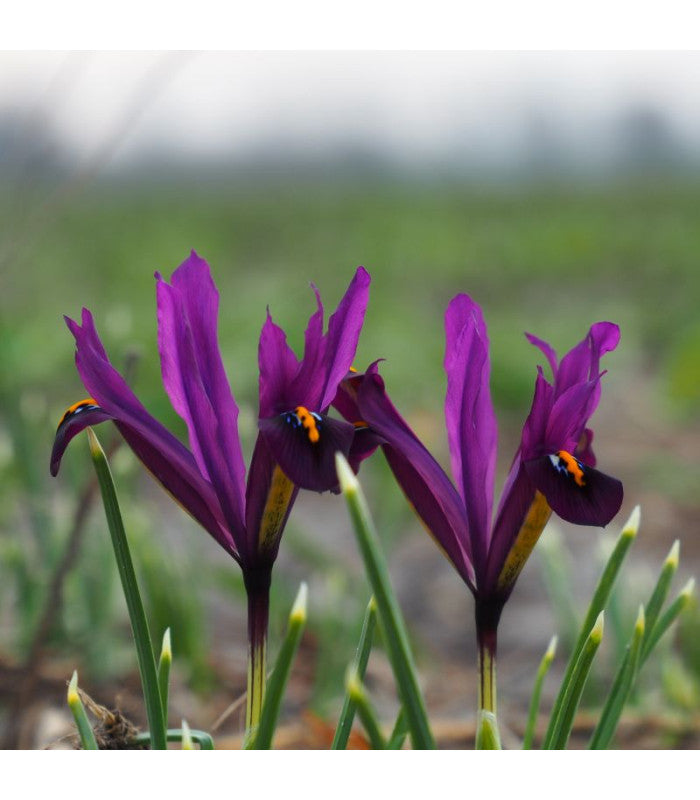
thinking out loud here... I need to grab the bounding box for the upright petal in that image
[525,332,558,378]
[556,322,620,394]
[444,295,497,574]
[156,277,246,540]
[357,370,475,589]
[316,267,371,410]
[258,310,300,418]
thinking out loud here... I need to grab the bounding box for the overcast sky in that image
[2,51,700,170]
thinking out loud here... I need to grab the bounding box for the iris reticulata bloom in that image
[338,295,623,716]
[51,251,371,730]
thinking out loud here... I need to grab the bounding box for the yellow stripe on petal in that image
[258,466,295,553]
[497,491,552,592]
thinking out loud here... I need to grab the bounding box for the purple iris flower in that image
[338,295,622,714]
[51,251,370,730]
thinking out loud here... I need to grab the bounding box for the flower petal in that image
[50,400,113,476]
[444,294,497,573]
[524,454,623,526]
[259,410,355,493]
[61,312,236,555]
[525,332,558,377]
[258,309,300,418]
[556,321,620,394]
[357,370,475,588]
[244,435,299,566]
[316,267,371,410]
[156,272,247,538]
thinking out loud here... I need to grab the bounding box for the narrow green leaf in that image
[589,605,645,749]
[87,428,166,750]
[181,719,194,750]
[336,454,435,750]
[332,597,378,750]
[544,506,638,748]
[386,707,409,750]
[545,612,604,750]
[67,671,99,750]
[158,628,172,731]
[345,666,386,749]
[641,541,680,657]
[642,578,695,664]
[251,582,308,750]
[131,728,215,749]
[522,635,557,749]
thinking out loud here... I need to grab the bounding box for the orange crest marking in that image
[57,398,100,430]
[294,406,321,444]
[553,450,586,487]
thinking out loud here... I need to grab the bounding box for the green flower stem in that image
[157,628,172,731]
[522,635,557,749]
[589,606,645,750]
[332,597,378,750]
[345,667,386,749]
[131,728,215,749]
[243,567,272,743]
[386,707,409,750]
[87,429,166,750]
[67,671,98,750]
[475,600,502,749]
[336,454,435,750]
[544,612,604,750]
[544,506,638,749]
[642,578,695,664]
[250,582,308,750]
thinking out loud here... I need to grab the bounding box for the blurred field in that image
[1,173,699,748]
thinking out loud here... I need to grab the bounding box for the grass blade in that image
[251,582,308,750]
[641,541,679,658]
[332,597,378,750]
[181,719,194,750]
[336,454,435,749]
[545,612,604,749]
[386,707,409,750]
[158,628,172,730]
[543,506,638,749]
[87,428,166,750]
[642,578,695,664]
[67,671,98,750]
[522,635,557,749]
[345,666,386,749]
[589,605,645,749]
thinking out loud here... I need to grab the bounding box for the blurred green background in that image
[1,52,699,748]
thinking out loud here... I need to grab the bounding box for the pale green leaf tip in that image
[368,595,378,613]
[665,540,680,569]
[591,610,605,643]
[345,665,363,699]
[545,635,558,660]
[86,426,102,456]
[335,451,359,494]
[635,604,646,635]
[67,670,79,706]
[161,627,172,660]
[621,505,641,539]
[681,577,695,600]
[181,719,194,750]
[290,581,308,624]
